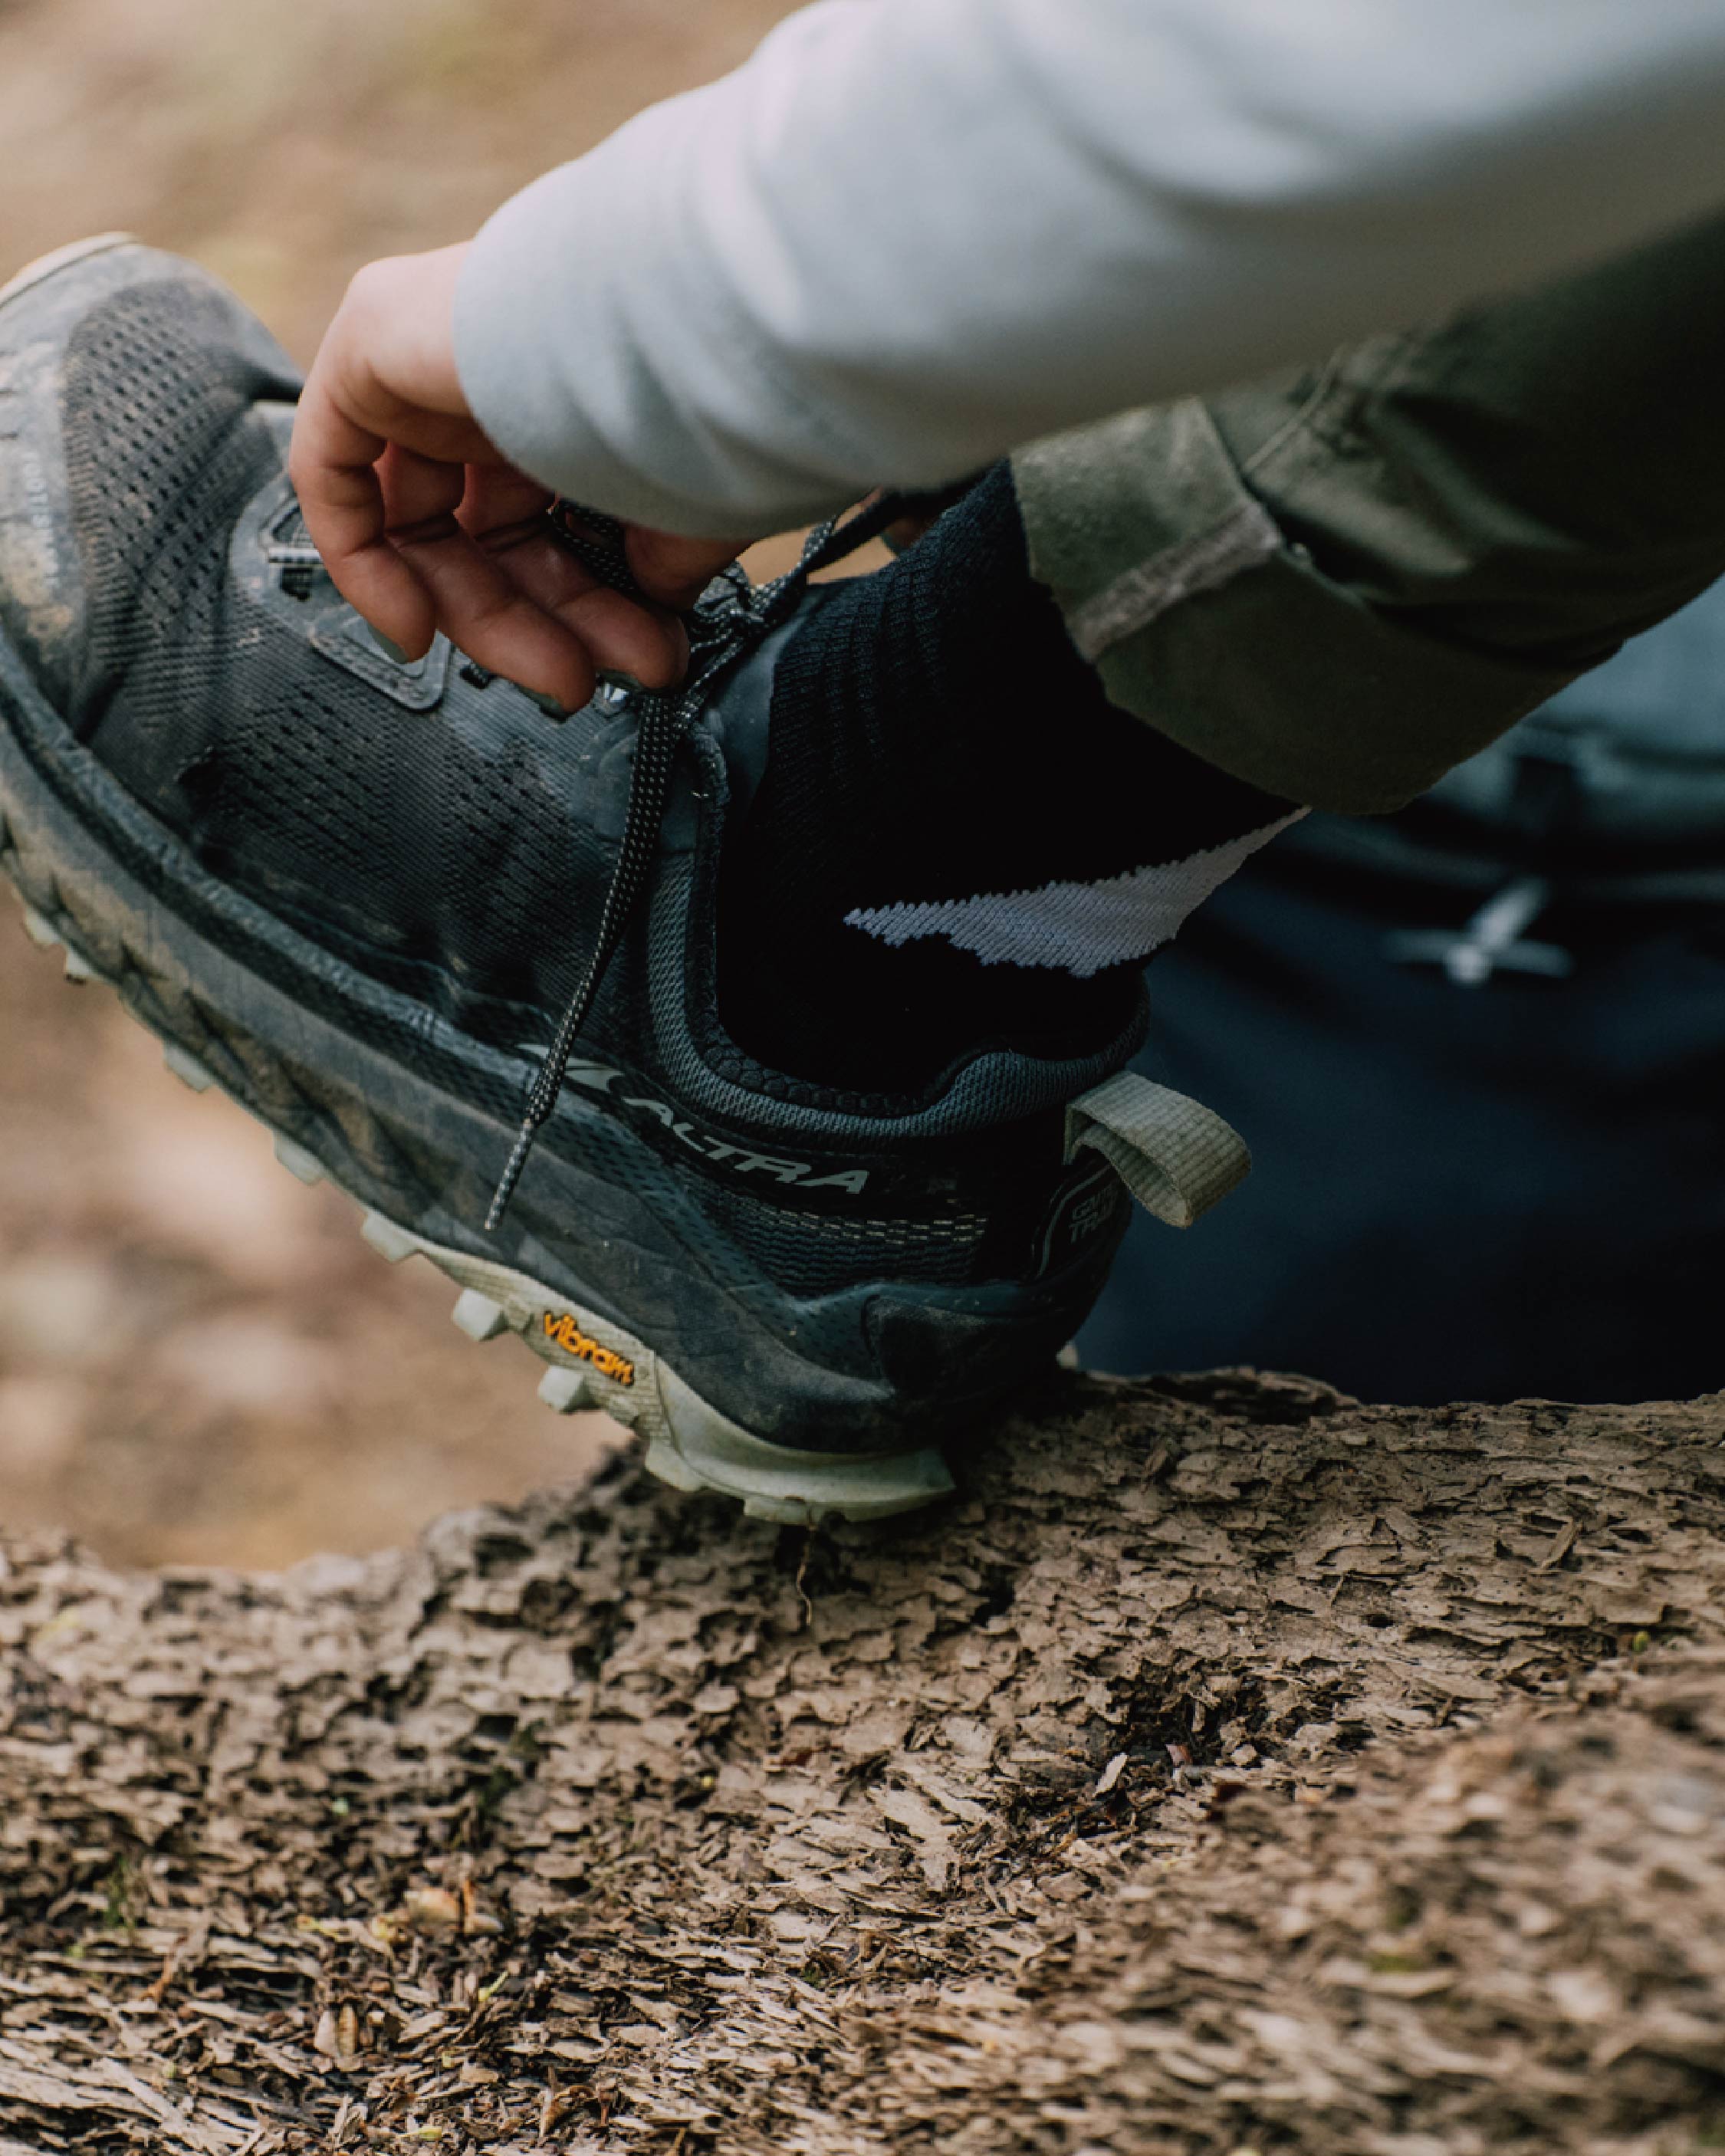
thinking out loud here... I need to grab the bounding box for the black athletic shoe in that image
[0,238,1249,1520]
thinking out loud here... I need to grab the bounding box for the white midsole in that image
[359,1217,955,1524]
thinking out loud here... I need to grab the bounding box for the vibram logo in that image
[541,1312,636,1387]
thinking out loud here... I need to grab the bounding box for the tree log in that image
[2,1368,1723,2153]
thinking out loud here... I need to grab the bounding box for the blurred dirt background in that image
[0,0,799,1568]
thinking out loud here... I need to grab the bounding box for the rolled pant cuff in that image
[1013,399,1569,817]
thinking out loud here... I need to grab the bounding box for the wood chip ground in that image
[3,1368,1723,2152]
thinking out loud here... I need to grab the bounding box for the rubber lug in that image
[644,1436,706,1493]
[452,1289,508,1343]
[273,1135,325,1186]
[163,1043,217,1093]
[21,905,59,949]
[360,1211,419,1264]
[744,1494,805,1523]
[537,1366,590,1415]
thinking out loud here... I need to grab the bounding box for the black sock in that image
[718,465,1296,1094]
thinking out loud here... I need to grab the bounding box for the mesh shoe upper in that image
[56,279,618,1043]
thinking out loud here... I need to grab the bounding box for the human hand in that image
[290,245,746,712]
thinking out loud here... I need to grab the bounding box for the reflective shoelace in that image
[485,493,910,1231]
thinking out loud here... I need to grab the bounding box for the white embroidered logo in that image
[843,812,1305,975]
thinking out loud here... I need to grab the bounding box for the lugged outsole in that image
[352,1219,955,1524]
[0,804,953,1527]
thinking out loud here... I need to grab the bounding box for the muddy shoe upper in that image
[0,239,1247,1510]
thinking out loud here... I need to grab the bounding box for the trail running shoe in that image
[0,238,1250,1520]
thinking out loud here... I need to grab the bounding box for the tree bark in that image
[2,1368,1723,2154]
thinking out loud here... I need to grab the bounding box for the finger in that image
[556,583,690,690]
[289,370,438,659]
[458,471,691,689]
[883,510,941,554]
[474,533,689,689]
[626,527,750,611]
[378,446,596,712]
[378,437,469,537]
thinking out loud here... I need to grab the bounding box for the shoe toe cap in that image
[0,237,301,700]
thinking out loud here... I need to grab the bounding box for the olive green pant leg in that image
[1014,214,1725,813]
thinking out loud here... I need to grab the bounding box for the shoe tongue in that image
[254,399,299,458]
[702,608,804,827]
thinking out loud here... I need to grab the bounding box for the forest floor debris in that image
[3,1369,1723,2151]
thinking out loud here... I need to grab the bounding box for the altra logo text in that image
[560,1060,870,1195]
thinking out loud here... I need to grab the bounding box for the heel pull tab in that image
[1064,1071,1250,1228]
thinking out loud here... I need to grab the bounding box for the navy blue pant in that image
[1079,850,1725,1405]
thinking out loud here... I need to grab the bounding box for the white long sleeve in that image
[454,0,1725,538]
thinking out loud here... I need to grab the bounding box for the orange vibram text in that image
[541,1311,636,1386]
